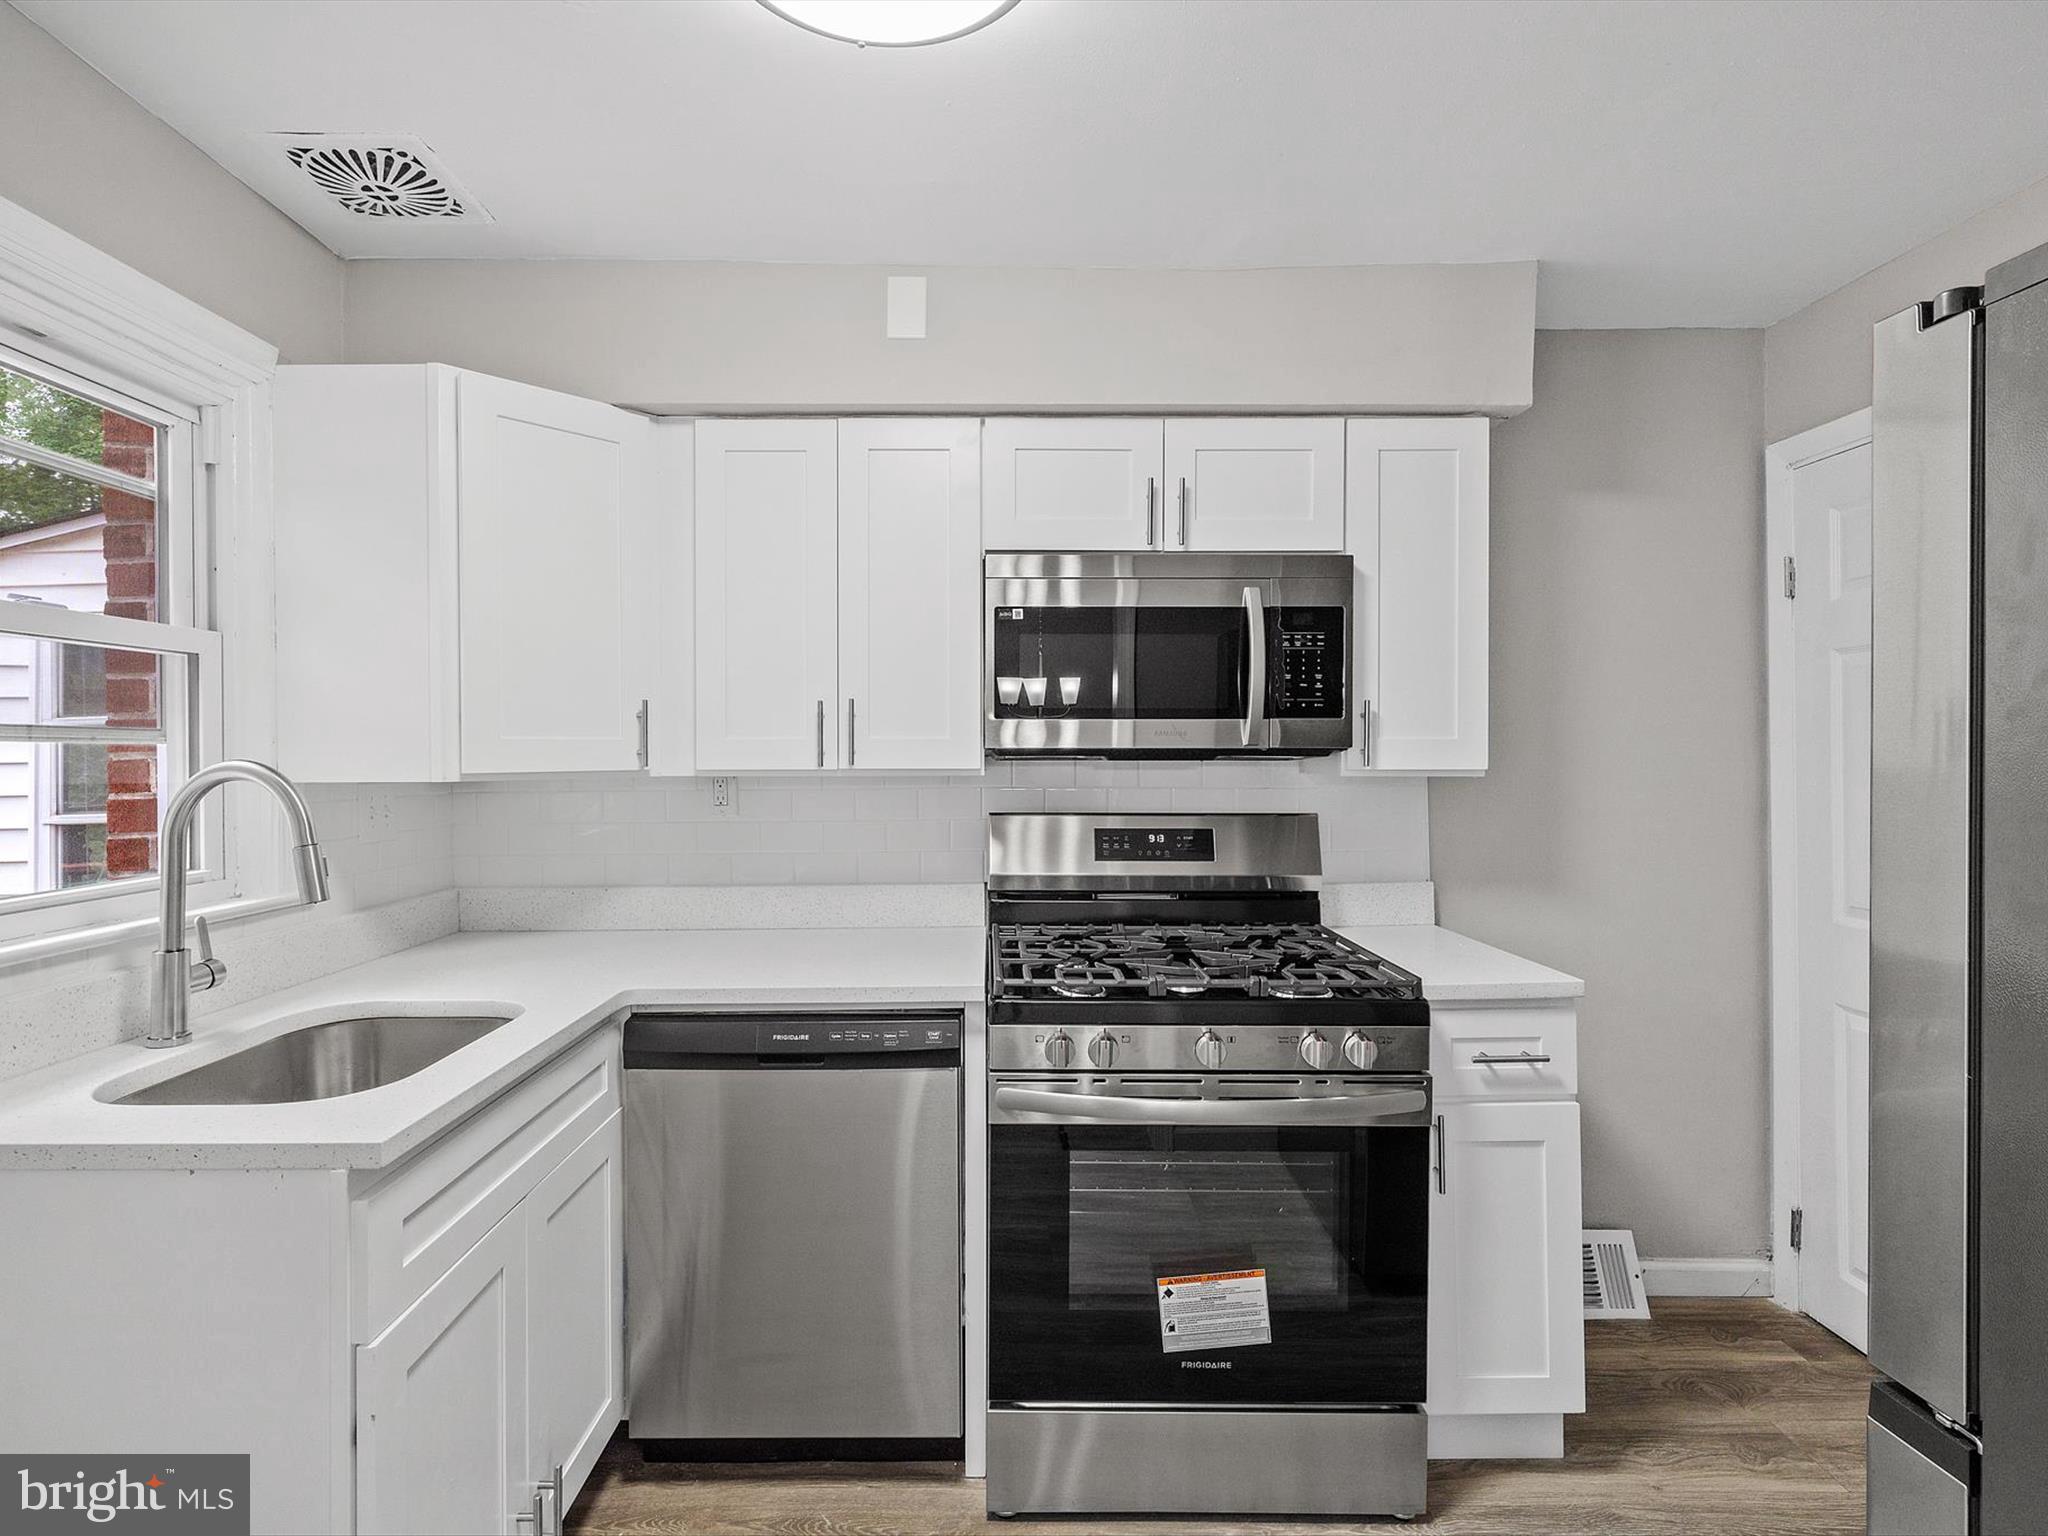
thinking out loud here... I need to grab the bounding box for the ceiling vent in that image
[269,134,490,223]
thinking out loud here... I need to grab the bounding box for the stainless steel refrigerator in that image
[1869,242,2048,1535]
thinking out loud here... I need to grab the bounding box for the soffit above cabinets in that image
[18,0,2048,327]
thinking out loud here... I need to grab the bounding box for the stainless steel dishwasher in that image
[623,1012,964,1459]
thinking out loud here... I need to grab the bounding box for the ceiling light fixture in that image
[758,0,1018,47]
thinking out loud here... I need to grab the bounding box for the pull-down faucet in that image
[147,760,330,1048]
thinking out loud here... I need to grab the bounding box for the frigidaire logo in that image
[4,1455,249,1534]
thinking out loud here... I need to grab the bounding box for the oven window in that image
[991,607,1249,721]
[990,1122,1427,1407]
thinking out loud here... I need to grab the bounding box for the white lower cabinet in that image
[357,1106,624,1536]
[1425,1007,1585,1458]
[357,1210,531,1536]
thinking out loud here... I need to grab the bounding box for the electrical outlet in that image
[363,791,395,838]
[711,777,735,818]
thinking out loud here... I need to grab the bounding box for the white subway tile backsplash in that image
[454,766,1428,890]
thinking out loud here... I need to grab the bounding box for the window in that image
[0,353,216,914]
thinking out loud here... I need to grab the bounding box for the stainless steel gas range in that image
[983,812,1431,1520]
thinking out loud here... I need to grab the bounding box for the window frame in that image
[0,340,226,940]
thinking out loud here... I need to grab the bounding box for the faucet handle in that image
[189,916,227,992]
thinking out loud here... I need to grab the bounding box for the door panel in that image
[694,420,839,770]
[839,420,983,770]
[1343,419,1489,774]
[1427,1101,1583,1417]
[457,372,654,773]
[528,1112,623,1509]
[983,419,1163,550]
[1793,437,1874,1351]
[1166,418,1344,551]
[356,1213,528,1536]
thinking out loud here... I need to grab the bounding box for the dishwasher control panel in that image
[624,1011,963,1066]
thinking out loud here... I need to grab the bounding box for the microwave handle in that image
[994,1085,1427,1127]
[1242,585,1267,748]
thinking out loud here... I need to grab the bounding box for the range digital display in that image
[1095,827,1217,862]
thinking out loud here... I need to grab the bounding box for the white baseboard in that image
[1642,1258,1774,1297]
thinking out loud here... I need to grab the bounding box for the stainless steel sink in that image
[109,1014,514,1106]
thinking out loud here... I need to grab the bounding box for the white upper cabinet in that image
[838,420,983,771]
[273,364,656,781]
[1343,417,1491,775]
[1164,418,1346,550]
[982,419,1163,550]
[693,420,840,772]
[457,373,657,775]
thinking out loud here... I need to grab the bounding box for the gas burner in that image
[1049,963,1123,999]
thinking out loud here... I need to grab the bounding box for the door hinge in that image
[1789,1207,1803,1252]
[1782,555,1797,600]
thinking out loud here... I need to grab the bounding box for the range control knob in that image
[1042,1030,1075,1069]
[1343,1031,1379,1070]
[1298,1030,1335,1070]
[1087,1030,1119,1070]
[1193,1029,1228,1069]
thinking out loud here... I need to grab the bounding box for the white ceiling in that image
[18,0,2048,327]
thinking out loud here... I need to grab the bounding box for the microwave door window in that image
[1131,608,1250,721]
[991,608,1134,720]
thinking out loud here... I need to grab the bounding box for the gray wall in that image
[1430,329,1769,1262]
[0,4,343,362]
[1765,169,2048,442]
[342,258,1536,415]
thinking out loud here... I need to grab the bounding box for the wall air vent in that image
[269,134,490,223]
[1583,1228,1651,1319]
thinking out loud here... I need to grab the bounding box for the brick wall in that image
[99,410,157,879]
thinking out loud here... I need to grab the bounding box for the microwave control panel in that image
[1270,606,1345,718]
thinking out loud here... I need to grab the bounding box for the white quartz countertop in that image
[0,927,985,1172]
[0,915,1578,1171]
[1339,924,1585,1002]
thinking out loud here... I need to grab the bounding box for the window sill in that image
[0,889,307,972]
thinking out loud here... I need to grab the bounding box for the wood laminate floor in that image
[567,1300,1873,1536]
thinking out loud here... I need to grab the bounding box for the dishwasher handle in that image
[624,1011,963,1067]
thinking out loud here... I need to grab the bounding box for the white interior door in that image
[838,419,983,771]
[456,371,655,774]
[694,420,839,770]
[1791,439,1874,1351]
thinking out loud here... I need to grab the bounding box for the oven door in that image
[985,554,1350,756]
[988,1075,1429,1409]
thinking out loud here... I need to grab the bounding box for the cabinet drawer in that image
[1431,1005,1577,1100]
[354,1026,620,1339]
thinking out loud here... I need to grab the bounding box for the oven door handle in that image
[1242,585,1268,748]
[993,1085,1427,1126]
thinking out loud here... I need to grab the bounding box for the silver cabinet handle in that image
[1360,699,1372,768]
[513,1482,547,1531]
[1435,1114,1447,1194]
[1178,476,1190,546]
[1145,476,1158,547]
[635,698,650,769]
[994,1085,1426,1126]
[1241,585,1267,748]
[815,699,825,768]
[1470,1051,1553,1066]
[551,1464,565,1536]
[846,698,856,768]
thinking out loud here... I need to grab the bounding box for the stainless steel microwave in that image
[984,552,1353,757]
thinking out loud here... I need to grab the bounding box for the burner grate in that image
[992,921,1420,1004]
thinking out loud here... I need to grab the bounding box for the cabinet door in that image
[982,419,1163,550]
[1343,418,1490,774]
[356,1212,530,1536]
[1427,1100,1585,1417]
[1165,418,1345,551]
[457,371,657,774]
[839,420,984,771]
[694,420,840,770]
[528,1111,623,1513]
